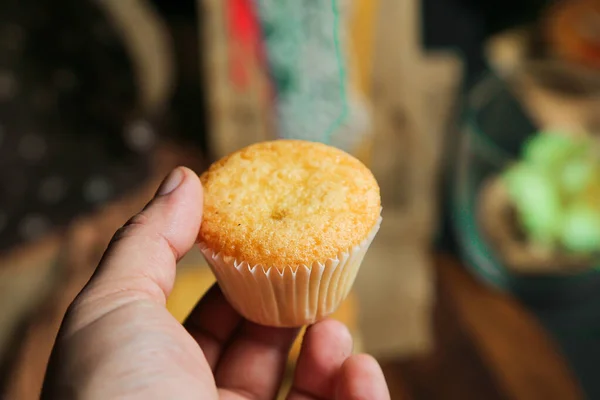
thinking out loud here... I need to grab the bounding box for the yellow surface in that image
[347,0,379,167]
[166,265,215,322]
[199,140,381,269]
[167,264,360,365]
[350,0,379,96]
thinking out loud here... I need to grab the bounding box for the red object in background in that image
[546,0,600,70]
[227,0,268,89]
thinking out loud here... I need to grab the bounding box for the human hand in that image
[42,167,390,399]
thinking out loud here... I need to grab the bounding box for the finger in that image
[216,322,300,400]
[65,166,203,335]
[287,319,353,400]
[184,283,243,369]
[336,354,391,400]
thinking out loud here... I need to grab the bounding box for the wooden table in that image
[383,256,583,400]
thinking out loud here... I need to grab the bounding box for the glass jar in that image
[451,73,600,306]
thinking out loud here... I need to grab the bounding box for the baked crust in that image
[199,140,381,270]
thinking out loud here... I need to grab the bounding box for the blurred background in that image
[0,0,599,398]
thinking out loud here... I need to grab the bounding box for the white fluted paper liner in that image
[198,215,382,327]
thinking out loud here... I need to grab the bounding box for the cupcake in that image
[198,139,382,327]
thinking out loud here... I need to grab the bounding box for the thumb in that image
[65,166,203,336]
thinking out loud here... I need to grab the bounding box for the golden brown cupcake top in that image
[199,140,381,269]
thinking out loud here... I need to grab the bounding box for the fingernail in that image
[157,168,185,196]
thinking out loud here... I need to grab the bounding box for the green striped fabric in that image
[255,0,350,146]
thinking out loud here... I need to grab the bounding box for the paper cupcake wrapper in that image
[198,214,382,327]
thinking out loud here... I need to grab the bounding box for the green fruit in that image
[504,165,563,245]
[560,205,600,254]
[523,133,586,171]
